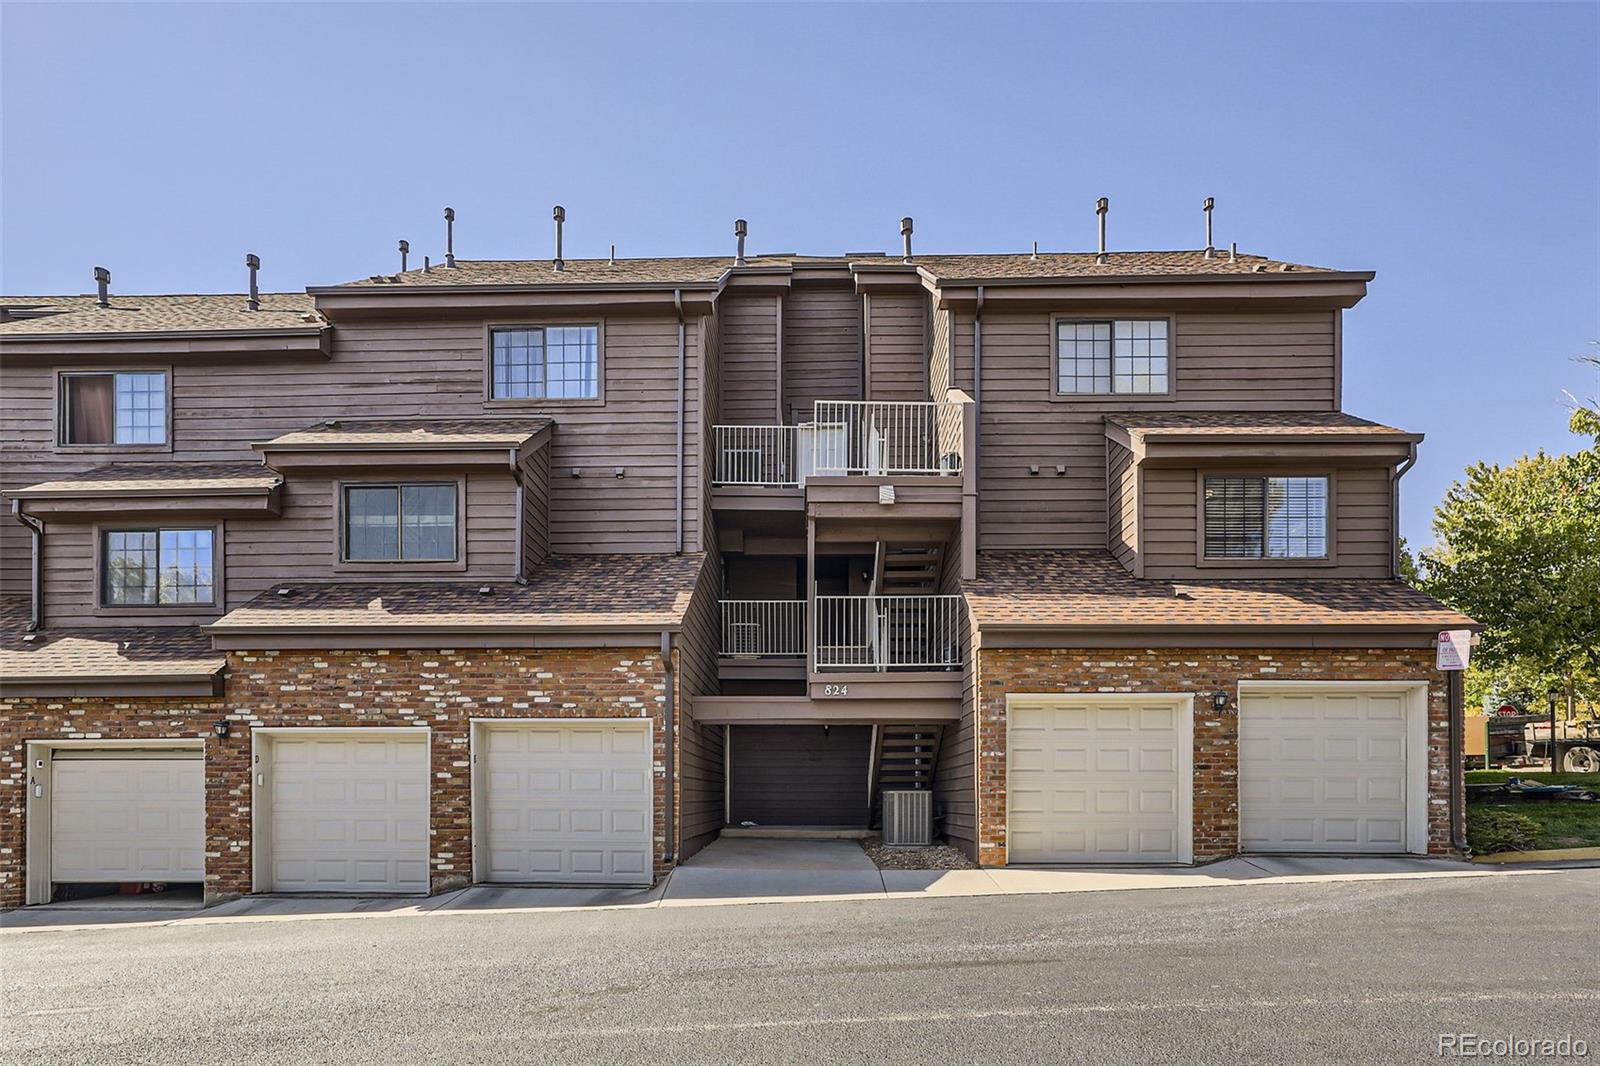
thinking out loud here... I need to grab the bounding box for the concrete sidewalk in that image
[0,848,1572,935]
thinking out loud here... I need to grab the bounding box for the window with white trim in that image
[102,528,215,606]
[1204,476,1328,559]
[60,371,168,444]
[343,483,458,562]
[490,325,599,400]
[1056,319,1168,395]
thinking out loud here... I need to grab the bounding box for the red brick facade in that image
[0,645,673,908]
[974,646,1455,866]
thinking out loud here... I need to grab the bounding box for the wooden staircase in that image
[870,723,944,826]
[878,545,942,593]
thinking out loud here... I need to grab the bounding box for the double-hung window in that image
[490,325,599,400]
[343,483,458,562]
[1056,319,1169,395]
[1204,476,1329,560]
[60,371,168,445]
[102,528,215,606]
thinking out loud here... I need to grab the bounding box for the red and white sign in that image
[1436,629,1474,671]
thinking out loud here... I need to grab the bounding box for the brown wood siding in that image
[37,469,524,626]
[728,724,871,826]
[3,309,704,625]
[718,294,779,425]
[676,547,725,859]
[956,309,1336,550]
[935,520,976,856]
[782,285,862,421]
[520,448,550,567]
[928,307,952,401]
[1140,465,1392,579]
[865,292,927,403]
[1107,439,1138,572]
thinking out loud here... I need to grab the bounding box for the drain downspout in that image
[660,630,677,865]
[13,501,43,631]
[1391,441,1418,579]
[509,447,528,584]
[972,285,985,555]
[674,288,686,555]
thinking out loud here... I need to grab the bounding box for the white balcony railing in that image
[720,599,806,658]
[811,401,963,478]
[714,425,799,486]
[814,594,963,671]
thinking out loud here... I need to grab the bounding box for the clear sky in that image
[3,2,1596,546]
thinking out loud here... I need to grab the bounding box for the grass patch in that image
[1466,770,1600,789]
[1466,771,1600,852]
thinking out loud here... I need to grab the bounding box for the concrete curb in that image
[1470,846,1600,865]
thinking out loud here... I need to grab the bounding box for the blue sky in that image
[2,2,1596,546]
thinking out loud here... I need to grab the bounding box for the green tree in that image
[1419,435,1600,719]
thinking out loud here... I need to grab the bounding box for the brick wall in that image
[0,645,672,908]
[974,647,1453,866]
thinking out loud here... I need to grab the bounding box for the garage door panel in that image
[1008,699,1188,865]
[51,756,205,883]
[1240,689,1413,855]
[479,722,654,886]
[267,733,430,894]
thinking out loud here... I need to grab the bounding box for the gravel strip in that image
[859,834,978,870]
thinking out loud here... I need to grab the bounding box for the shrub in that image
[1467,808,1542,854]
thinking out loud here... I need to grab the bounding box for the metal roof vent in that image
[552,205,566,272]
[245,254,260,311]
[900,216,914,263]
[1229,242,1238,263]
[1203,197,1216,259]
[734,219,748,266]
[94,266,110,308]
[444,207,457,268]
[1095,197,1110,264]
[398,240,409,273]
[609,243,617,266]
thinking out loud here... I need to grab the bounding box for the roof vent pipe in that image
[900,216,914,263]
[1229,241,1238,263]
[423,255,431,274]
[734,219,748,266]
[552,205,566,272]
[1032,241,1039,259]
[245,254,260,311]
[1095,197,1109,264]
[444,207,457,268]
[94,266,110,308]
[609,243,617,266]
[1203,197,1216,259]
[398,240,409,273]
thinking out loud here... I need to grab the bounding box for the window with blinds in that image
[1204,476,1328,559]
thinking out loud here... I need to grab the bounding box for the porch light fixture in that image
[213,719,231,739]
[1211,690,1230,712]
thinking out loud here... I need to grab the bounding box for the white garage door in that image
[1008,697,1191,864]
[51,751,204,882]
[264,732,430,894]
[478,721,653,886]
[1239,687,1414,854]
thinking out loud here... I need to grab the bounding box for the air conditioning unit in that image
[882,789,933,847]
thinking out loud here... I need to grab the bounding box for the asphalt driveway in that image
[4,868,1596,1065]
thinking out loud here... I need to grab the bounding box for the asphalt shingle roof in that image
[259,418,553,450]
[1106,412,1420,441]
[210,554,706,634]
[963,550,1475,632]
[8,462,280,498]
[0,293,323,335]
[0,599,224,684]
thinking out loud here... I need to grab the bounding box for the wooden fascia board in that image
[254,445,528,470]
[308,286,718,319]
[975,623,1471,649]
[930,277,1371,311]
[1133,440,1418,465]
[16,488,281,519]
[0,328,330,361]
[0,671,225,697]
[205,625,679,651]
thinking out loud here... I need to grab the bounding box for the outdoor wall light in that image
[1211,690,1230,712]
[213,719,231,739]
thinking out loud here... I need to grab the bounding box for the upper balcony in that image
[714,399,966,488]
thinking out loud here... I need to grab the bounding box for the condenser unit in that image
[881,789,933,847]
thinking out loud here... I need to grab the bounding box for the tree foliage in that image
[1418,428,1600,713]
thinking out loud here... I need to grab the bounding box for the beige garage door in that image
[263,731,430,894]
[1239,687,1416,854]
[1007,696,1192,864]
[478,720,653,886]
[51,750,204,883]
